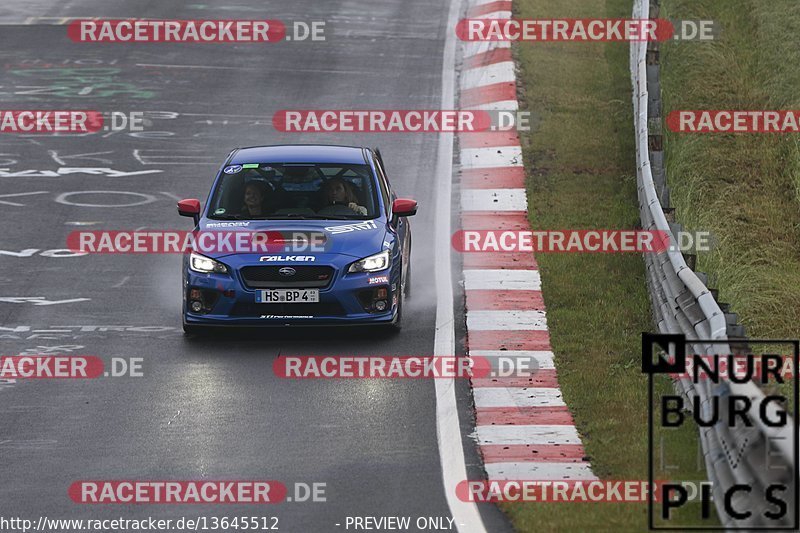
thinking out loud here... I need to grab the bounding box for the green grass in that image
[660,0,800,407]
[661,0,800,342]
[506,0,711,530]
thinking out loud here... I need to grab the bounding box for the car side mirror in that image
[178,198,201,226]
[392,198,418,217]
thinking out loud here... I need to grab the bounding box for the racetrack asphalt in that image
[0,1,511,531]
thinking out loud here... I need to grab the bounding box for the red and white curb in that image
[458,0,596,482]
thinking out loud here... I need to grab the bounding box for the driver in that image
[241,180,272,216]
[321,178,367,215]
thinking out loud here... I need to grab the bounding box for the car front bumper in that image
[182,267,399,327]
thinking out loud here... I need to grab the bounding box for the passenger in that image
[321,178,367,215]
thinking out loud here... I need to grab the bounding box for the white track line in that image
[434,0,488,530]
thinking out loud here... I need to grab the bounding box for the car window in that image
[207,163,379,220]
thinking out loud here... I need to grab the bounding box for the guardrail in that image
[631,0,796,527]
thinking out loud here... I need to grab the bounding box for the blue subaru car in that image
[177,145,416,333]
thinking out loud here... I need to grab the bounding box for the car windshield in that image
[207,163,380,220]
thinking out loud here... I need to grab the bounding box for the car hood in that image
[198,218,388,260]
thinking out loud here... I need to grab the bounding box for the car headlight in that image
[189,252,229,274]
[348,250,390,273]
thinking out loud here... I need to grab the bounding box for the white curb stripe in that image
[463,100,519,111]
[461,189,527,211]
[470,350,555,370]
[463,40,510,59]
[466,310,547,330]
[485,462,598,480]
[460,61,515,90]
[464,269,541,291]
[459,0,596,488]
[436,0,489,530]
[475,424,580,445]
[461,146,522,168]
[474,11,513,20]
[473,387,564,408]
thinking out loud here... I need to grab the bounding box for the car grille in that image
[239,266,334,289]
[231,302,346,317]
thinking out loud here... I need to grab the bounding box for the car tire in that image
[383,284,404,334]
[387,311,402,333]
[404,257,411,300]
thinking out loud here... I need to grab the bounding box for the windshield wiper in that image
[211,213,369,221]
[316,215,367,220]
[264,214,365,220]
[207,214,246,220]
[256,215,317,220]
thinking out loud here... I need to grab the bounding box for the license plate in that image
[256,289,320,303]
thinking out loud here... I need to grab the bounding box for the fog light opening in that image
[357,285,392,313]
